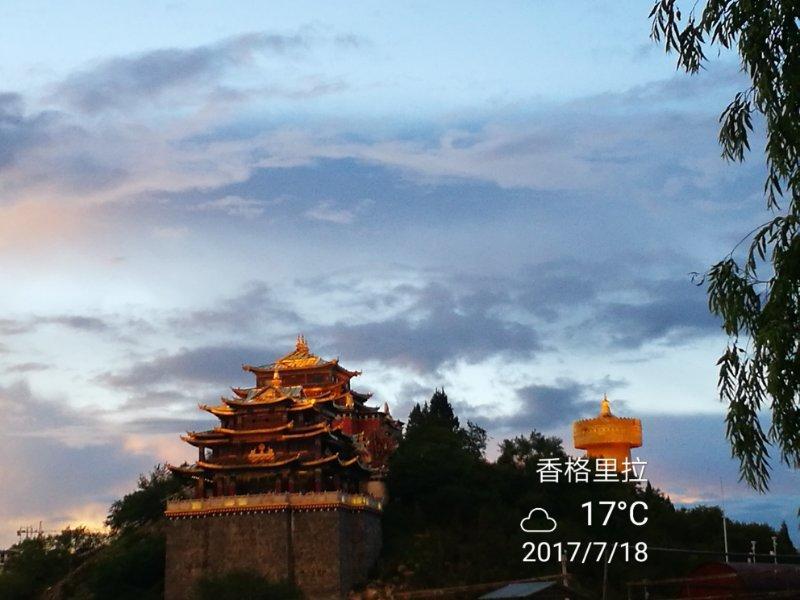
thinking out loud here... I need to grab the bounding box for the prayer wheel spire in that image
[600,393,612,416]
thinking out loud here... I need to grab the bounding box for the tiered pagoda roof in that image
[169,337,402,498]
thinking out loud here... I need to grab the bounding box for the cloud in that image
[117,389,198,411]
[0,95,128,198]
[5,362,49,373]
[304,200,356,224]
[0,318,32,335]
[0,314,112,336]
[166,282,304,335]
[222,111,734,198]
[99,344,274,390]
[124,416,212,434]
[0,381,157,545]
[0,61,762,261]
[0,93,58,171]
[333,33,369,49]
[607,63,746,107]
[42,315,110,332]
[318,282,542,372]
[303,197,373,224]
[152,225,190,239]
[481,378,627,432]
[51,32,311,113]
[520,507,558,533]
[191,195,266,218]
[589,278,719,348]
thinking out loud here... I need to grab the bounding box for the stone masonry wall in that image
[165,509,381,600]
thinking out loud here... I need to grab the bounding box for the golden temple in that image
[572,394,642,469]
[169,336,402,499]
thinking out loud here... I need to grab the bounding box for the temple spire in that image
[296,334,309,354]
[600,393,611,417]
[272,367,282,387]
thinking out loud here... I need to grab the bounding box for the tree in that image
[382,399,798,593]
[650,0,800,490]
[80,529,166,600]
[776,520,798,554]
[428,388,460,430]
[406,388,460,435]
[0,527,107,599]
[106,464,187,532]
[497,431,568,471]
[402,390,485,458]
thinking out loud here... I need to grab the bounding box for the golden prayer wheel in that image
[573,395,642,470]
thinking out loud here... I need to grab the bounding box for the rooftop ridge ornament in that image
[296,334,309,354]
[272,366,282,387]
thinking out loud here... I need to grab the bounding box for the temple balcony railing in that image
[165,491,383,518]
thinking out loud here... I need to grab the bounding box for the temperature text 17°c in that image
[581,501,648,526]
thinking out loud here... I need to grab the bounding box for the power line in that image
[649,546,800,561]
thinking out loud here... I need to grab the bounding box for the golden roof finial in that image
[296,334,309,354]
[272,367,282,387]
[600,393,612,417]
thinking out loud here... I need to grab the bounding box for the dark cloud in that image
[167,282,304,335]
[42,315,111,332]
[611,62,746,106]
[53,32,312,112]
[117,389,198,411]
[311,262,719,371]
[100,344,276,390]
[6,362,49,373]
[44,154,128,194]
[390,381,433,421]
[0,94,127,193]
[0,92,59,171]
[124,416,212,435]
[0,381,153,526]
[134,259,721,381]
[0,318,32,335]
[0,314,112,336]
[472,377,627,432]
[590,277,720,348]
[1,380,83,433]
[318,283,541,372]
[333,33,369,49]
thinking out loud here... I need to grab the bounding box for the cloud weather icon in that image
[520,508,557,533]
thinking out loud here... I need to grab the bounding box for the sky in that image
[0,1,797,548]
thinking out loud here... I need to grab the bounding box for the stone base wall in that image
[165,508,381,600]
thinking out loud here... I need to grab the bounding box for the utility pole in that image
[720,479,729,563]
[722,511,729,563]
[560,549,574,599]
